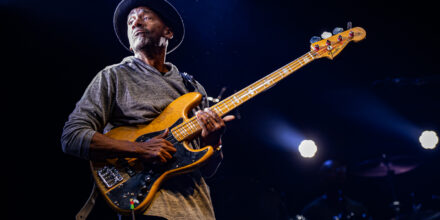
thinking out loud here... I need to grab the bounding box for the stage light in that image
[419,130,438,149]
[298,140,317,158]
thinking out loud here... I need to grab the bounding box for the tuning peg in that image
[321,31,332,39]
[349,31,355,38]
[347,21,352,29]
[309,36,321,44]
[332,27,344,35]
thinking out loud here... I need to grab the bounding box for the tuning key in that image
[332,27,344,35]
[321,31,332,39]
[326,40,333,50]
[309,36,321,44]
[349,31,354,38]
[314,45,320,51]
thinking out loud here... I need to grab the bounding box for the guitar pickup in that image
[117,158,136,177]
[125,166,136,177]
[97,165,124,188]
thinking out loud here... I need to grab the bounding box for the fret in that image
[264,77,273,87]
[190,120,199,131]
[256,78,270,91]
[212,106,221,115]
[307,52,315,61]
[181,127,188,136]
[173,127,183,141]
[176,127,182,138]
[175,127,186,141]
[171,129,180,141]
[222,100,232,112]
[186,122,193,133]
[224,102,230,112]
[180,126,187,136]
[214,104,223,115]
[186,123,193,134]
[223,102,230,111]
[233,95,240,105]
[231,98,238,107]
[242,89,252,100]
[174,51,317,142]
[182,126,189,135]
[251,84,263,95]
[244,89,252,98]
[248,87,255,96]
[237,92,247,102]
[303,55,310,63]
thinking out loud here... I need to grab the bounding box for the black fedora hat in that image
[113,0,185,54]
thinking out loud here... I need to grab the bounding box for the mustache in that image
[133,28,151,36]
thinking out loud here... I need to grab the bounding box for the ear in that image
[163,27,174,40]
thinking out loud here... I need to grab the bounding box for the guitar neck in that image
[171,51,316,142]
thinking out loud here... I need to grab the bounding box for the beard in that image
[129,32,168,53]
[131,34,158,51]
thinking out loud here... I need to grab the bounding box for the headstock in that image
[309,26,366,60]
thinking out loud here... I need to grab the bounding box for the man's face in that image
[127,6,172,52]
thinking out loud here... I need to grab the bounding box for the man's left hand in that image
[196,108,235,147]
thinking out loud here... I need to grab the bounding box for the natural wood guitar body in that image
[90,92,215,214]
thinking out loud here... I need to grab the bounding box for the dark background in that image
[3,0,439,219]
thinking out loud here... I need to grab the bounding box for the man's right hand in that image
[133,129,177,163]
[89,129,176,163]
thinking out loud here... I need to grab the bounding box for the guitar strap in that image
[180,71,209,109]
[180,71,197,92]
[76,183,99,220]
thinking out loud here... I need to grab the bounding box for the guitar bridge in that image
[97,165,124,188]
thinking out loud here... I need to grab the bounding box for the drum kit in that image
[294,154,439,220]
[349,154,440,220]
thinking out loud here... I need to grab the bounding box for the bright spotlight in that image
[298,140,318,158]
[419,130,438,149]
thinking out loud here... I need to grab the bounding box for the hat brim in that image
[113,0,185,54]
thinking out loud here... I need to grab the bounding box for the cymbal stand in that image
[382,154,401,219]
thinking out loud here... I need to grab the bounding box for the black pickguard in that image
[106,118,209,210]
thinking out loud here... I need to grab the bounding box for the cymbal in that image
[351,155,419,177]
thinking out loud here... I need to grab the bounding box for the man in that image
[61,0,234,219]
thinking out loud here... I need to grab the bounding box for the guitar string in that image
[212,39,349,109]
[165,135,178,144]
[157,51,312,145]
[174,51,318,136]
[170,38,348,141]
[170,51,318,140]
[219,36,352,101]
[171,50,320,141]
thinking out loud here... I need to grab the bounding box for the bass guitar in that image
[90,26,366,214]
